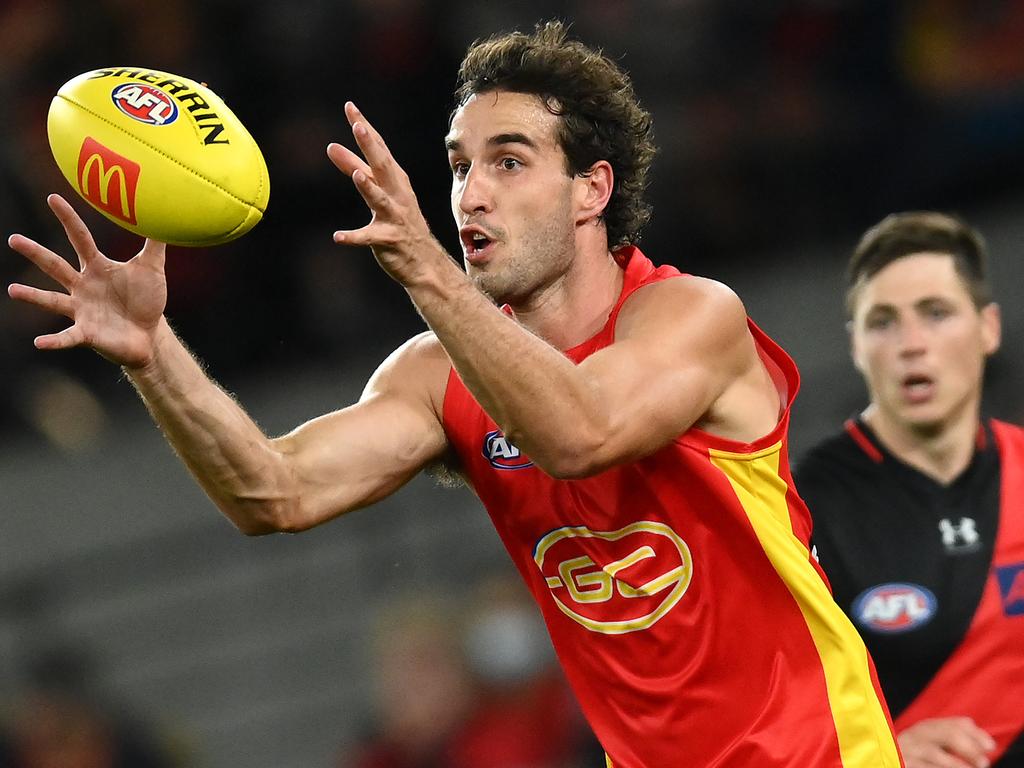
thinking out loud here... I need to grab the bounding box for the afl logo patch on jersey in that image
[482,430,533,470]
[852,583,937,633]
[995,563,1024,617]
[533,521,693,635]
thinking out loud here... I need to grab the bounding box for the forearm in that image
[408,262,608,477]
[126,318,295,534]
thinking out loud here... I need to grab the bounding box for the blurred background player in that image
[795,212,1024,768]
[345,596,475,768]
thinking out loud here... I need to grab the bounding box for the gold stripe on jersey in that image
[709,442,902,768]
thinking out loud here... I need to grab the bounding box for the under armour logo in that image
[938,517,980,552]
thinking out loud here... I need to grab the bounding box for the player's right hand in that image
[8,194,167,370]
[898,717,997,768]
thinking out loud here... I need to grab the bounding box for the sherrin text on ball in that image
[47,67,270,246]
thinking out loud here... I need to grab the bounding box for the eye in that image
[865,314,894,331]
[500,157,521,171]
[451,161,469,178]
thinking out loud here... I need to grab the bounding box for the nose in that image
[897,317,927,357]
[455,166,493,216]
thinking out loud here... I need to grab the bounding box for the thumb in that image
[139,238,167,268]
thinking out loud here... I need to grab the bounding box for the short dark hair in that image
[454,20,656,250]
[846,211,992,316]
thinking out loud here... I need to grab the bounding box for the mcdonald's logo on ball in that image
[76,137,140,225]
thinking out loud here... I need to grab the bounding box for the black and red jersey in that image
[796,417,1024,765]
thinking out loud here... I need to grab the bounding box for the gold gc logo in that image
[534,521,693,634]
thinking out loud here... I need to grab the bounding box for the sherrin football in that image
[47,67,269,247]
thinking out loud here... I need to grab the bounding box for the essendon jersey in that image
[442,248,901,768]
[796,418,1024,765]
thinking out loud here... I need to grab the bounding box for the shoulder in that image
[795,429,864,482]
[622,274,744,318]
[992,418,1024,442]
[396,329,450,363]
[617,275,748,344]
[370,331,449,375]
[364,331,451,409]
[793,428,879,514]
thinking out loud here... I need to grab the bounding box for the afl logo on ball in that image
[852,583,937,633]
[111,83,178,125]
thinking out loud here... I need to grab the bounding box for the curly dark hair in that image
[453,20,656,249]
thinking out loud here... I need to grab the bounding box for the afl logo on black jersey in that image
[852,583,937,633]
[482,430,533,470]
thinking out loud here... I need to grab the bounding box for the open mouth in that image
[460,228,495,261]
[901,374,935,402]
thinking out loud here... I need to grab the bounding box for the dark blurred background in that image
[1,1,1023,766]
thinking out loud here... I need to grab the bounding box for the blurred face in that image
[850,253,1000,434]
[445,90,578,304]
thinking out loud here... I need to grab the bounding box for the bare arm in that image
[408,271,765,477]
[8,195,449,535]
[328,104,777,478]
[129,325,449,534]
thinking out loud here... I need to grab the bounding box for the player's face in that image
[850,253,1000,433]
[445,90,577,304]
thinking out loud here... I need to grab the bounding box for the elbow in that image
[235,520,278,537]
[542,461,591,481]
[227,497,313,536]
[505,418,618,480]
[533,435,612,480]
[541,455,609,480]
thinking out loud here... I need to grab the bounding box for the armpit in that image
[425,447,466,488]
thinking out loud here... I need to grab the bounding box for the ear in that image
[980,302,1002,356]
[573,160,613,226]
[848,319,867,374]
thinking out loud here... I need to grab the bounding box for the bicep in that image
[270,335,449,529]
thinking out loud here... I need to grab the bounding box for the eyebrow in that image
[864,303,896,316]
[445,132,540,152]
[865,296,955,315]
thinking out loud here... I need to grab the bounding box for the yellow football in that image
[47,67,270,247]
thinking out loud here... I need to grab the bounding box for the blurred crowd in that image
[0,643,183,767]
[0,575,595,768]
[343,578,601,768]
[3,0,1024,447]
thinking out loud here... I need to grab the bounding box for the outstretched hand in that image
[898,717,996,768]
[8,194,167,369]
[326,102,451,288]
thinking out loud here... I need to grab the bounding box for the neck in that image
[862,401,982,485]
[509,246,626,350]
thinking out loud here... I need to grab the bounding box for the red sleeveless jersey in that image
[441,248,902,768]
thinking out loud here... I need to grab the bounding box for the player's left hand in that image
[897,717,996,768]
[327,102,452,288]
